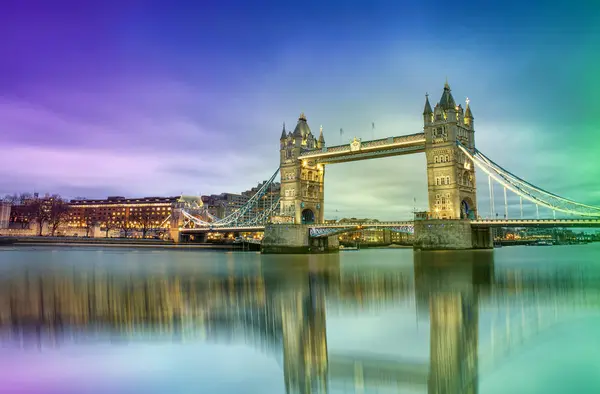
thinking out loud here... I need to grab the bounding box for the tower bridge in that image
[174,82,600,252]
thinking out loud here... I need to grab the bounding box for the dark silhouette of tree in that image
[3,193,33,205]
[119,216,133,238]
[133,211,154,238]
[99,219,116,238]
[48,196,70,236]
[28,198,49,236]
[4,193,35,228]
[81,208,97,237]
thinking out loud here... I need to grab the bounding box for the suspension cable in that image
[458,143,600,217]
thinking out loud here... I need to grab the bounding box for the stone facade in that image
[423,83,478,220]
[262,224,339,254]
[279,114,326,225]
[413,219,492,250]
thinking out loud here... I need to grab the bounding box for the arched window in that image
[446,176,451,185]
[445,155,450,163]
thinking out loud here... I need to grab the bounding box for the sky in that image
[1,0,599,220]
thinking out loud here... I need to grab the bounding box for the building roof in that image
[438,82,456,110]
[292,112,312,137]
[69,196,179,205]
[318,125,325,143]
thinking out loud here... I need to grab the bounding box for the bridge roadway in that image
[298,132,426,165]
[179,218,600,235]
[471,218,600,228]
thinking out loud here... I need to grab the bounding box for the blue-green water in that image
[0,244,599,394]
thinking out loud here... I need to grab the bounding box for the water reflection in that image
[0,248,599,393]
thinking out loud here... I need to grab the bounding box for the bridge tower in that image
[279,114,326,224]
[424,82,478,219]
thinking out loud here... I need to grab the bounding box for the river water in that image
[0,244,599,394]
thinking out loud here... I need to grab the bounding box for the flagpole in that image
[372,122,375,141]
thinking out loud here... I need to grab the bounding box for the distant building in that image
[68,196,178,233]
[242,181,281,217]
[201,180,281,223]
[9,194,56,229]
[335,218,413,245]
[0,202,10,229]
[202,193,250,221]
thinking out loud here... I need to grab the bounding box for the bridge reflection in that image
[0,251,597,394]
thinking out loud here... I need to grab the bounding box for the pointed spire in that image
[423,93,433,115]
[318,125,325,143]
[439,80,456,110]
[280,122,287,139]
[293,112,311,137]
[465,97,473,119]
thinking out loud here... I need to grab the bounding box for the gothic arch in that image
[301,209,315,224]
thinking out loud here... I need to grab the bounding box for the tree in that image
[27,198,50,236]
[118,216,133,238]
[48,196,70,236]
[133,211,154,238]
[4,193,35,229]
[81,208,97,237]
[99,219,116,238]
[3,192,32,205]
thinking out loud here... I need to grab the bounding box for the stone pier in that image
[261,224,339,254]
[413,219,493,251]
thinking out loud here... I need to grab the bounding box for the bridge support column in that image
[413,219,492,251]
[169,228,181,243]
[262,224,339,254]
[169,207,184,243]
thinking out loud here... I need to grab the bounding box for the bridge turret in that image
[317,125,325,149]
[280,122,288,150]
[423,93,433,125]
[464,98,474,129]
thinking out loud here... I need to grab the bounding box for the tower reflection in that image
[0,251,498,394]
[415,250,494,394]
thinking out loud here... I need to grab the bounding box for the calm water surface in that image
[0,245,599,394]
